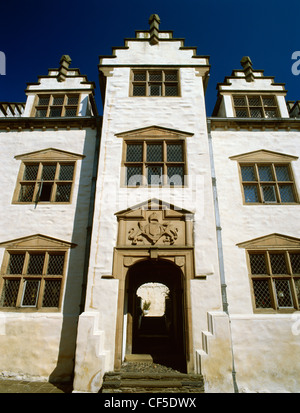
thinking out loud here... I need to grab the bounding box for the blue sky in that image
[0,0,299,116]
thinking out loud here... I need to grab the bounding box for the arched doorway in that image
[124,259,186,372]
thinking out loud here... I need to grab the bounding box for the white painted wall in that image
[212,128,300,392]
[0,127,96,381]
[73,39,231,392]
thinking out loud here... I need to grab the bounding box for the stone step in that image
[100,366,205,393]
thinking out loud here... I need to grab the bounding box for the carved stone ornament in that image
[128,212,178,245]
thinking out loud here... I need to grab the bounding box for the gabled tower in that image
[73,16,233,393]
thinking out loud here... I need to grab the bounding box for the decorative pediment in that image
[115,198,193,219]
[15,148,85,162]
[115,199,193,247]
[115,125,194,140]
[230,149,298,163]
[0,234,76,250]
[237,233,300,249]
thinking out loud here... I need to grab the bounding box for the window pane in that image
[265,109,277,118]
[250,108,263,118]
[167,144,183,162]
[23,164,39,181]
[35,109,47,118]
[147,144,163,162]
[165,71,177,81]
[49,107,62,117]
[7,254,25,274]
[258,166,273,181]
[65,107,77,117]
[21,280,40,306]
[149,71,162,81]
[42,280,61,307]
[263,96,275,106]
[67,95,79,105]
[243,185,259,203]
[55,184,71,202]
[38,95,50,106]
[270,253,288,274]
[235,109,248,117]
[0,279,20,307]
[261,185,277,203]
[126,144,143,162]
[167,166,184,185]
[27,254,45,275]
[42,164,56,181]
[126,166,143,186]
[279,185,295,203]
[295,279,300,306]
[149,84,161,96]
[250,254,267,274]
[19,184,35,202]
[241,166,256,181]
[248,97,261,106]
[47,254,65,275]
[133,85,146,96]
[275,166,290,181]
[274,279,293,308]
[290,254,300,274]
[233,96,246,106]
[134,71,146,81]
[147,166,163,185]
[165,85,178,96]
[253,280,272,308]
[59,164,74,181]
[52,96,64,106]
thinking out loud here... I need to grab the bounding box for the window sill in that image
[0,307,61,313]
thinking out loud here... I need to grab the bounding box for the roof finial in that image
[149,14,160,45]
[240,56,254,82]
[57,55,72,82]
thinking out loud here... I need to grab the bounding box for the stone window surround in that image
[12,148,84,204]
[230,150,299,205]
[247,249,300,312]
[0,235,75,312]
[32,93,81,118]
[232,94,279,119]
[130,68,180,97]
[238,234,300,314]
[122,139,187,187]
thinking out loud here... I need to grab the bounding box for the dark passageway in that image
[125,259,186,372]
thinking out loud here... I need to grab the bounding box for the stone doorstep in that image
[124,354,153,363]
[104,371,202,380]
[103,379,204,388]
[102,374,204,389]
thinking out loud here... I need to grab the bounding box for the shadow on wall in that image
[49,120,100,384]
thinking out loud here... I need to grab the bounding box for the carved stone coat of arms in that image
[128,212,178,245]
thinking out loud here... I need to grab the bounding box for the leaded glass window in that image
[233,94,279,118]
[17,161,75,203]
[249,250,300,310]
[34,94,79,117]
[124,140,185,186]
[132,70,179,97]
[240,163,297,204]
[0,251,66,309]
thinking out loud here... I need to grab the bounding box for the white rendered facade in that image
[0,57,99,382]
[0,18,299,393]
[210,61,300,392]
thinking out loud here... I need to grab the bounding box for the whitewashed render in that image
[73,18,234,393]
[210,60,300,392]
[0,57,99,382]
[0,17,299,393]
